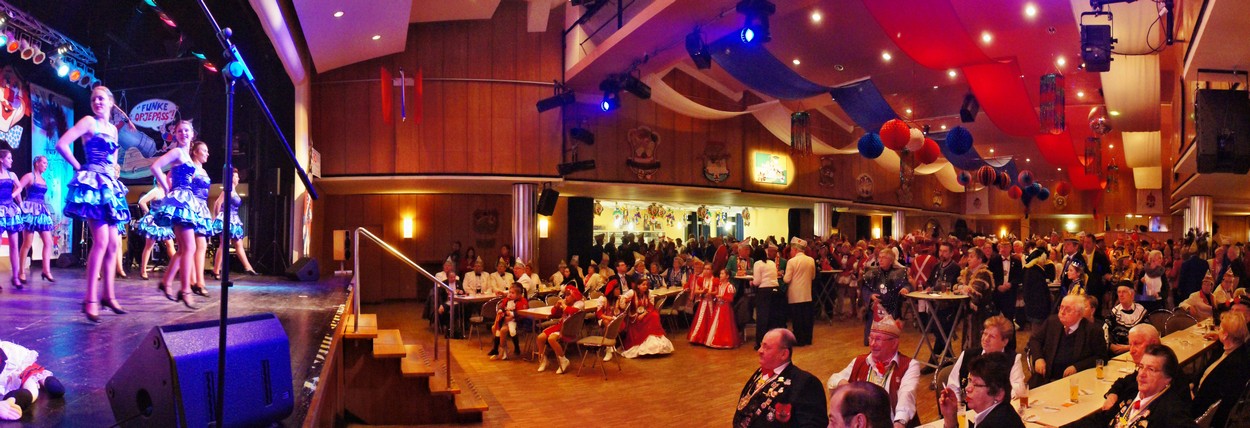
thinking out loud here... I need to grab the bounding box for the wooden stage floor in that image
[0,267,348,427]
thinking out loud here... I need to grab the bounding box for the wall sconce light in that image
[1065,220,1077,232]
[999,226,1008,238]
[402,217,414,239]
[538,216,550,239]
[871,226,882,240]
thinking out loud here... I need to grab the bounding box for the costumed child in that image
[488,283,529,360]
[534,284,583,375]
[1,341,65,421]
[594,278,628,361]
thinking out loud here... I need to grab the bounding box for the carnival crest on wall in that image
[702,141,730,183]
[626,126,661,180]
[856,173,874,200]
[819,156,837,187]
[1053,195,1068,210]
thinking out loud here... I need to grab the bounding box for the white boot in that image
[537,355,549,372]
[603,346,614,362]
[500,348,509,360]
[556,356,571,374]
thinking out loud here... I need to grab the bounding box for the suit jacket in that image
[1073,384,1197,428]
[1192,344,1250,428]
[973,401,1025,428]
[1083,249,1114,296]
[1177,256,1210,302]
[1025,317,1107,384]
[987,254,1024,292]
[734,364,829,428]
[784,253,816,303]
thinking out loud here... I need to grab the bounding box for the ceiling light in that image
[536,88,575,112]
[940,124,947,130]
[810,11,821,23]
[371,35,381,41]
[1058,167,1063,171]
[948,69,957,78]
[1026,158,1031,162]
[1077,91,1085,98]
[988,148,995,153]
[1109,111,1120,116]
[1056,56,1066,66]
[1108,144,1114,148]
[933,85,939,89]
[333,11,344,18]
[737,0,776,44]
[904,108,912,115]
[981,31,992,44]
[619,74,650,99]
[1025,4,1037,18]
[792,59,800,65]
[882,51,892,61]
[599,77,621,112]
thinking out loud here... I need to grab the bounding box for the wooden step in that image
[343,314,378,339]
[428,364,462,396]
[453,376,490,414]
[372,329,407,358]
[400,345,435,378]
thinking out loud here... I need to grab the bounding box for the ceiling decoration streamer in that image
[791,111,812,156]
[1039,73,1066,134]
[709,32,833,100]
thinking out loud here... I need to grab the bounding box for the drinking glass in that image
[1096,359,1105,380]
[1068,377,1079,403]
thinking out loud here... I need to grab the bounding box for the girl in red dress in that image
[687,263,716,344]
[534,285,582,374]
[620,276,674,358]
[594,281,628,361]
[702,269,742,349]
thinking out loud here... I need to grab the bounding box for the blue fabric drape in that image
[828,80,898,133]
[709,33,831,100]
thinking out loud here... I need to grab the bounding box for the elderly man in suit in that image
[784,238,817,346]
[733,329,827,427]
[1025,294,1108,386]
[1072,344,1196,428]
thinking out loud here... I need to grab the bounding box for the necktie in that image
[875,360,890,374]
[1133,399,1141,410]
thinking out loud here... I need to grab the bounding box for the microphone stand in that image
[193,0,319,425]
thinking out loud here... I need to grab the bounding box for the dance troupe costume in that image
[135,180,175,241]
[63,121,130,225]
[688,274,741,349]
[153,152,211,235]
[212,191,244,238]
[19,182,54,232]
[620,287,674,358]
[0,341,64,418]
[0,174,26,237]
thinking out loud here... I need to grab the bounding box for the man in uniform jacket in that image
[734,329,827,427]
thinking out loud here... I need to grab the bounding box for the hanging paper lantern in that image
[915,138,941,164]
[957,170,972,186]
[880,119,910,151]
[1023,183,1039,198]
[1017,170,1035,187]
[905,128,925,152]
[858,132,885,159]
[1008,185,1022,199]
[976,165,996,187]
[1055,181,1072,197]
[1037,186,1051,201]
[946,126,974,155]
[996,171,1012,191]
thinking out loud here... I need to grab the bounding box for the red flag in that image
[413,68,423,124]
[380,67,393,125]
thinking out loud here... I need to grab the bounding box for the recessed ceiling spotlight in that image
[1109,111,1120,116]
[792,59,800,65]
[1077,91,1085,98]
[811,11,822,23]
[1058,167,1063,171]
[940,124,947,130]
[1024,4,1037,18]
[371,35,381,40]
[948,69,957,78]
[981,31,992,44]
[933,85,939,89]
[904,108,912,115]
[1056,56,1066,66]
[882,51,892,61]
[834,64,845,71]
[333,11,344,18]
[1108,144,1114,149]
[1026,158,1031,162]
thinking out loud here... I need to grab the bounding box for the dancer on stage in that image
[151,120,211,307]
[17,156,56,283]
[0,150,25,290]
[211,168,257,278]
[134,174,175,280]
[56,86,131,322]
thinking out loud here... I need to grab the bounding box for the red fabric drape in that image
[963,60,1042,137]
[380,67,393,125]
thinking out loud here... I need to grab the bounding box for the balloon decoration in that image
[976,165,996,187]
[905,128,925,152]
[880,119,910,151]
[996,172,1012,191]
[1016,170,1034,187]
[858,132,885,159]
[1055,181,1071,197]
[1037,186,1051,201]
[915,138,940,164]
[957,170,972,186]
[1008,185,1022,199]
[946,126,974,155]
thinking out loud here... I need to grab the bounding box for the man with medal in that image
[1071,344,1196,428]
[733,328,827,427]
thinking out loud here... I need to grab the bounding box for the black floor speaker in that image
[106,313,294,427]
[286,257,319,281]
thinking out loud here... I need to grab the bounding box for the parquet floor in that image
[364,302,1034,427]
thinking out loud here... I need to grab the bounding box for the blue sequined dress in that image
[135,194,175,241]
[154,161,211,236]
[20,182,54,232]
[0,177,24,234]
[64,125,130,224]
[212,193,245,239]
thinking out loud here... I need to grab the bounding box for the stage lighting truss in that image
[736,0,775,44]
[0,1,98,86]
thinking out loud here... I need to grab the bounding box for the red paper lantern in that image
[996,171,1012,190]
[1008,185,1022,199]
[1055,181,1072,197]
[914,138,941,164]
[880,119,910,151]
[976,165,996,187]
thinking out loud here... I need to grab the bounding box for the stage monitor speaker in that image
[286,257,319,281]
[107,313,294,427]
[536,188,559,216]
[1195,89,1250,174]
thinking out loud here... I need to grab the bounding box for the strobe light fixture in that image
[619,74,650,100]
[685,29,712,69]
[536,82,575,113]
[736,0,776,44]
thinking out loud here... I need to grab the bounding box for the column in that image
[892,210,906,239]
[814,202,833,239]
[513,183,538,265]
[1189,195,1213,235]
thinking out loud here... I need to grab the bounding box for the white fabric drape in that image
[1133,166,1162,189]
[1123,131,1162,168]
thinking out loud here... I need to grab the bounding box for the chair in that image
[554,311,588,366]
[467,298,500,348]
[1147,309,1173,334]
[652,295,670,313]
[546,296,561,306]
[660,290,688,332]
[528,298,545,308]
[931,360,957,417]
[1165,311,1198,335]
[1196,399,1222,428]
[577,315,625,379]
[588,290,603,300]
[1224,379,1250,428]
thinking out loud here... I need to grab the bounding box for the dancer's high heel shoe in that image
[10,277,22,290]
[211,272,220,280]
[41,272,55,282]
[140,270,149,280]
[192,286,210,297]
[82,301,101,324]
[101,299,128,315]
[117,270,128,279]
[177,291,199,309]
[158,282,176,301]
[245,270,259,276]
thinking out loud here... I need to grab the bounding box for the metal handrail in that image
[351,227,454,390]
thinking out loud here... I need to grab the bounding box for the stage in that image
[0,268,348,426]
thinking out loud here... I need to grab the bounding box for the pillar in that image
[1188,195,1213,235]
[814,202,833,239]
[513,183,538,265]
[892,210,906,240]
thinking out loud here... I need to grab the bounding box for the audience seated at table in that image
[619,276,674,358]
[1026,295,1108,386]
[946,316,1025,401]
[1191,312,1250,428]
[488,261,513,296]
[1177,274,1217,320]
[1106,284,1147,355]
[583,262,604,294]
[462,259,489,295]
[937,352,1025,428]
[1100,324,1160,411]
[828,316,920,428]
[1071,344,1196,428]
[534,285,582,375]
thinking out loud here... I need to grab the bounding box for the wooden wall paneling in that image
[342,81,372,174]
[320,82,347,176]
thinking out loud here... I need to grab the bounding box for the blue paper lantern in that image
[1037,186,1051,201]
[957,170,972,186]
[1017,170,1035,187]
[858,132,884,159]
[946,126,974,155]
[1023,183,1039,197]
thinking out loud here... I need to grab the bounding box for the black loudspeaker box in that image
[1195,89,1250,174]
[107,313,294,427]
[536,188,559,216]
[286,257,319,281]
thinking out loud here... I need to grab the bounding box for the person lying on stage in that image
[0,341,65,421]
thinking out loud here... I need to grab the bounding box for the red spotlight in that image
[157,11,177,28]
[202,61,218,73]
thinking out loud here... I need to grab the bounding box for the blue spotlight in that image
[740,27,755,43]
[600,91,619,112]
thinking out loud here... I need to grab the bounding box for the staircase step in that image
[453,376,490,414]
[429,364,462,395]
[401,344,435,377]
[343,314,378,339]
[372,329,406,358]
